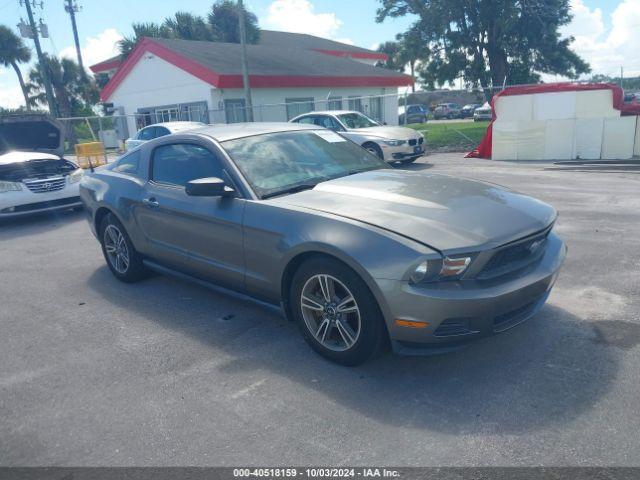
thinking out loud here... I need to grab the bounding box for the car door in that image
[134,140,246,289]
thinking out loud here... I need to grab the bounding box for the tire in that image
[290,257,388,366]
[99,213,148,283]
[363,142,384,160]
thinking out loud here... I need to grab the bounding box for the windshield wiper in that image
[261,182,318,199]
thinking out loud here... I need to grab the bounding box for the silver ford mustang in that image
[80,123,566,365]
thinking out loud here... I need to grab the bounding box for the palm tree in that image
[28,54,99,143]
[397,30,427,93]
[118,2,261,59]
[163,12,213,41]
[208,0,260,44]
[0,25,32,111]
[376,41,404,72]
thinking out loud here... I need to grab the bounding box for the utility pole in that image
[238,0,253,122]
[20,0,58,116]
[620,66,624,90]
[64,0,84,73]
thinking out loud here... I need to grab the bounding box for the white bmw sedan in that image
[290,110,425,164]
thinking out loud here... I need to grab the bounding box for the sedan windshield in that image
[222,130,388,199]
[336,112,379,129]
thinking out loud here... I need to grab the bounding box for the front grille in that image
[408,138,417,146]
[1,196,81,214]
[478,227,551,280]
[493,299,539,332]
[23,176,67,193]
[434,318,475,337]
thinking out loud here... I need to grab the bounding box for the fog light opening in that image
[395,319,429,329]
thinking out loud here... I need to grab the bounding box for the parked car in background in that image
[461,103,482,118]
[290,110,425,164]
[624,92,640,104]
[80,122,566,365]
[473,102,493,122]
[125,121,206,151]
[0,115,83,218]
[399,104,428,124]
[433,103,462,120]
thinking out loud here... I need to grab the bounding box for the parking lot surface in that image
[1,154,639,466]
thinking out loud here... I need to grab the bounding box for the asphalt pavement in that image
[1,154,639,466]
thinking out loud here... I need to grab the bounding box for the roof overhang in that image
[100,38,411,101]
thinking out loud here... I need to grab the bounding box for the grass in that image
[407,120,490,149]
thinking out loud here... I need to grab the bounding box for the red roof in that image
[100,37,411,101]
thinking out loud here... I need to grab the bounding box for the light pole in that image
[238,0,253,122]
[64,0,84,73]
[21,0,57,116]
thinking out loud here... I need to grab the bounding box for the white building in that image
[91,31,412,138]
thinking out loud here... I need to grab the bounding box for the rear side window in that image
[111,150,141,176]
[138,127,155,140]
[294,116,315,125]
[156,127,170,137]
[151,143,224,187]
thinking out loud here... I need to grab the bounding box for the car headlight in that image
[0,181,22,193]
[69,168,84,183]
[408,255,473,284]
[384,139,407,147]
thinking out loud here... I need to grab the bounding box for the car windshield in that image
[222,130,388,199]
[336,112,379,129]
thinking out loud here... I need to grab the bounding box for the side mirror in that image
[186,177,235,197]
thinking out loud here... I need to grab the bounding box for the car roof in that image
[145,121,206,131]
[0,151,62,165]
[190,122,322,142]
[295,110,360,116]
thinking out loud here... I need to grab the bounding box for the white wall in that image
[109,53,401,135]
[211,86,399,125]
[109,54,215,135]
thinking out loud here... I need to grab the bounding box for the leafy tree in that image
[376,41,404,71]
[208,0,260,44]
[118,22,171,59]
[376,0,590,98]
[0,25,32,111]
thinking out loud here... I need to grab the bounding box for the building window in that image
[155,107,179,122]
[224,99,247,123]
[348,96,363,113]
[369,96,383,122]
[285,97,315,120]
[327,96,342,110]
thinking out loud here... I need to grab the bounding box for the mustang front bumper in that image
[376,232,567,354]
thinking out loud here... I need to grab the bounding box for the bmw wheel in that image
[100,213,148,283]
[290,257,387,366]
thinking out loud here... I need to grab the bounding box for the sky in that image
[0,0,638,109]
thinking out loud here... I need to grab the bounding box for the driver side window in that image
[151,143,225,188]
[138,127,156,141]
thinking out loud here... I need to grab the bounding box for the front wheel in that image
[363,142,384,160]
[100,213,148,283]
[290,257,387,366]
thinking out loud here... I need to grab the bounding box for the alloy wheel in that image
[300,274,361,352]
[104,224,130,274]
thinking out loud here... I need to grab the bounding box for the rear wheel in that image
[99,213,148,283]
[290,257,387,366]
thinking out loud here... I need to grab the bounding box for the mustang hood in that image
[274,170,556,252]
[0,114,64,157]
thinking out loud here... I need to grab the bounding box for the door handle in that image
[142,197,159,208]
